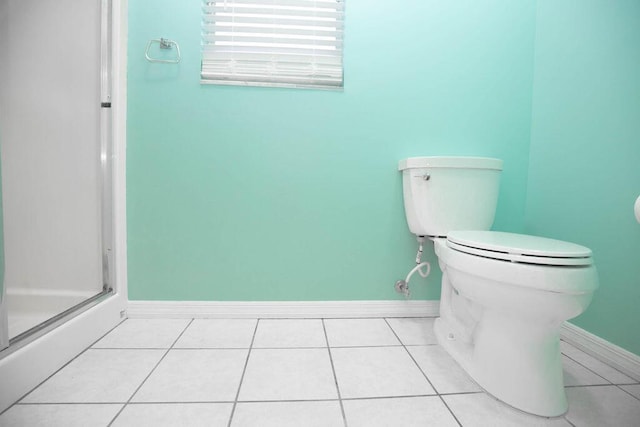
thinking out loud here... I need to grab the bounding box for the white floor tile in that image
[443,393,572,427]
[6,315,640,427]
[560,341,636,384]
[22,349,164,403]
[343,396,458,427]
[563,355,610,386]
[253,319,326,348]
[111,403,233,427]
[173,319,257,348]
[238,348,338,401]
[620,384,640,400]
[386,318,437,345]
[565,385,640,427]
[407,345,481,394]
[231,401,344,427]
[324,318,400,347]
[132,349,247,402]
[92,319,190,349]
[331,346,435,398]
[0,404,122,427]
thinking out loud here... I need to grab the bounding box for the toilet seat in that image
[447,231,593,266]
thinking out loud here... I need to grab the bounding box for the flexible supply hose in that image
[395,236,432,298]
[405,261,431,284]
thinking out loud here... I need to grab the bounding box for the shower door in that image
[0,0,112,348]
[0,175,5,350]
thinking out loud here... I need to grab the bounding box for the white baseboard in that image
[560,321,640,381]
[127,300,440,319]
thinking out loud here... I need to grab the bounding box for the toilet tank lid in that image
[398,157,503,171]
[448,231,593,260]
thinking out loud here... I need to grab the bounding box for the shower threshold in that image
[1,289,113,359]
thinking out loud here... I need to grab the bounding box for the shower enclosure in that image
[0,0,114,352]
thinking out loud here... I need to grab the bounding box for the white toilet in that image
[399,156,598,417]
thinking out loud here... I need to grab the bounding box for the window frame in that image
[200,0,345,90]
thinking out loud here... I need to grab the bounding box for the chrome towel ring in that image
[145,38,181,64]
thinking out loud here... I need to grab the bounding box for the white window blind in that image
[201,0,344,89]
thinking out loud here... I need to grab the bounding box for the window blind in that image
[201,0,344,89]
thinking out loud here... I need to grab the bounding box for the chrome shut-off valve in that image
[395,279,410,298]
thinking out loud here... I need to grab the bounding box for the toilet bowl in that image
[398,157,599,417]
[434,231,598,416]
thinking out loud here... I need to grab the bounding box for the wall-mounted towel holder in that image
[145,38,181,64]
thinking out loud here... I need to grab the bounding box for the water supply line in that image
[395,236,431,298]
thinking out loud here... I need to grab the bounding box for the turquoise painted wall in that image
[527,1,640,354]
[127,0,536,301]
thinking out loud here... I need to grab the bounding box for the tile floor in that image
[1,317,639,426]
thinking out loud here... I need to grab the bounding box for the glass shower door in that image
[0,162,6,351]
[0,0,111,345]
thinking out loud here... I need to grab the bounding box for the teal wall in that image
[527,1,640,354]
[127,0,536,301]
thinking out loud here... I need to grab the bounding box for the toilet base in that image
[435,312,568,417]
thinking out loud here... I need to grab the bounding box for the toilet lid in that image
[447,231,593,266]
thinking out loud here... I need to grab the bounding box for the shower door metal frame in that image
[100,0,114,295]
[0,292,7,352]
[0,0,114,356]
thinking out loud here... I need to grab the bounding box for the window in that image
[201,0,344,89]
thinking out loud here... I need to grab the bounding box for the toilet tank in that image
[399,157,502,237]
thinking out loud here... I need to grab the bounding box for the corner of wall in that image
[522,0,541,235]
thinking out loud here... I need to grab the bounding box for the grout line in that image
[561,352,615,385]
[13,392,499,406]
[0,317,130,417]
[88,347,186,350]
[322,319,348,427]
[563,415,578,427]
[89,317,130,348]
[331,344,436,350]
[8,316,640,425]
[616,384,640,402]
[15,402,128,406]
[235,398,341,404]
[435,391,484,397]
[91,347,255,351]
[249,345,326,350]
[226,318,260,427]
[106,318,195,427]
[561,342,640,386]
[564,383,625,389]
[91,343,437,351]
[213,316,436,321]
[341,394,444,401]
[383,318,463,427]
[329,344,405,349]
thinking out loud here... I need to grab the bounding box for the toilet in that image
[399,156,598,417]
